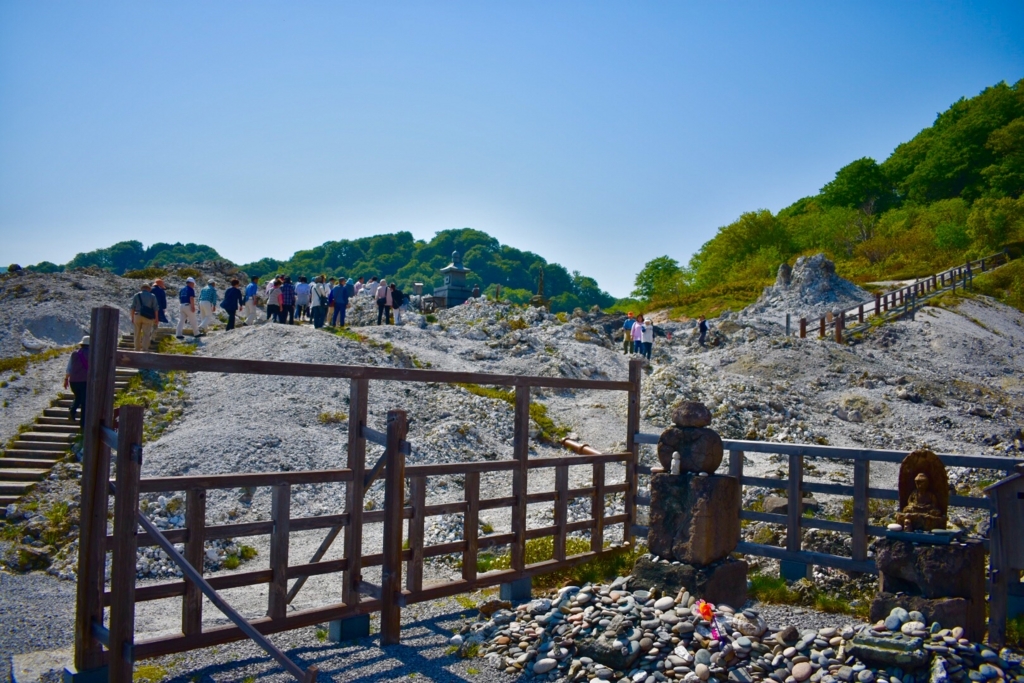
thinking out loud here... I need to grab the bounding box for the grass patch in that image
[838,497,897,523]
[425,314,438,324]
[453,383,569,442]
[157,336,197,355]
[239,544,258,561]
[1006,614,1024,648]
[316,628,328,642]
[748,573,800,604]
[454,594,477,610]
[176,267,201,280]
[123,266,168,280]
[0,345,74,376]
[133,664,168,682]
[222,554,240,570]
[318,411,348,424]
[508,317,528,331]
[473,537,646,589]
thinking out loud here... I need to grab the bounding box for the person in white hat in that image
[176,277,199,339]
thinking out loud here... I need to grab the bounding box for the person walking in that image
[375,278,392,325]
[176,277,198,339]
[222,279,244,330]
[309,276,330,328]
[631,314,645,354]
[295,276,311,321]
[63,337,89,426]
[198,280,218,334]
[622,312,636,355]
[243,276,260,326]
[331,277,351,327]
[698,315,708,347]
[152,278,169,325]
[391,282,405,325]
[131,283,159,351]
[266,280,283,322]
[280,277,296,324]
[641,316,654,360]
[353,277,366,296]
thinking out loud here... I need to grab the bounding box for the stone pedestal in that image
[631,555,748,609]
[648,473,739,566]
[870,538,985,641]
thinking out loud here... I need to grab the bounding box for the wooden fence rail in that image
[72,306,645,682]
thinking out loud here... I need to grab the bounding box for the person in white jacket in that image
[641,316,655,360]
[375,279,393,325]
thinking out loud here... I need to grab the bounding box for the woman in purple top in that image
[63,336,90,425]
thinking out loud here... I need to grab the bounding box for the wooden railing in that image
[795,250,1011,342]
[73,306,644,683]
[631,434,1024,574]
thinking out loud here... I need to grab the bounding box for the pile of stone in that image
[456,578,1022,683]
[741,254,870,322]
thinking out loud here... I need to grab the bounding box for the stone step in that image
[0,467,49,481]
[3,449,65,460]
[8,440,70,452]
[43,408,72,418]
[37,416,77,425]
[32,424,80,434]
[0,457,61,468]
[53,399,73,408]
[0,481,35,496]
[18,432,73,443]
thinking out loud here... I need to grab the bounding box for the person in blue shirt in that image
[243,276,260,326]
[176,277,198,339]
[622,312,636,355]
[152,278,169,324]
[330,277,352,327]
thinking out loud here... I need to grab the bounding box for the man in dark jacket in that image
[330,277,351,327]
[222,279,244,330]
[280,277,297,324]
[63,337,90,425]
[152,278,169,324]
[390,283,406,325]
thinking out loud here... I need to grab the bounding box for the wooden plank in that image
[554,466,568,562]
[400,452,629,478]
[136,468,353,493]
[75,305,120,672]
[407,476,426,592]
[624,358,642,545]
[380,409,408,645]
[720,439,1023,470]
[109,405,144,683]
[852,460,869,564]
[343,378,368,609]
[787,454,802,553]
[183,488,207,635]
[736,542,876,574]
[268,485,291,619]
[463,472,480,581]
[362,425,411,456]
[511,386,530,573]
[591,462,605,552]
[116,350,633,391]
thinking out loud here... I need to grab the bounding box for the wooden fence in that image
[796,250,1011,343]
[71,306,644,683]
[632,435,1024,575]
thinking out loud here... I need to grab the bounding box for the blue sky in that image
[1,2,1022,297]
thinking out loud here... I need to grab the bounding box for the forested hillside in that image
[634,78,1024,316]
[32,228,614,314]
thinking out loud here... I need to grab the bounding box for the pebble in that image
[696,663,711,680]
[533,658,556,674]
[655,596,676,611]
[793,662,813,681]
[858,670,875,683]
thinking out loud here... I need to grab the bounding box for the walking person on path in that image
[222,279,244,330]
[391,282,406,325]
[631,314,645,355]
[295,276,311,321]
[698,315,708,347]
[353,277,366,296]
[266,280,283,323]
[375,278,392,325]
[309,276,329,328]
[641,316,654,361]
[131,283,159,351]
[622,312,636,355]
[198,280,218,335]
[243,276,260,326]
[280,277,297,324]
[331,277,352,327]
[176,277,198,339]
[63,337,89,426]
[152,278,169,325]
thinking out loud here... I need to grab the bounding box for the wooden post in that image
[381,409,408,645]
[874,293,881,316]
[851,460,870,565]
[785,313,790,336]
[183,488,207,635]
[981,258,986,272]
[268,484,290,619]
[511,386,530,573]
[406,475,426,592]
[728,449,744,480]
[818,316,825,338]
[883,293,889,311]
[74,306,120,674]
[780,453,809,581]
[463,472,480,580]
[553,465,568,562]
[342,378,368,608]
[591,462,605,553]
[108,405,144,683]
[834,313,843,344]
[799,317,806,338]
[932,274,937,289]
[858,304,864,323]
[624,359,643,546]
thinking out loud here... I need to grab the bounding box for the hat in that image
[80,336,90,346]
[186,277,196,283]
[208,279,215,285]
[154,278,164,285]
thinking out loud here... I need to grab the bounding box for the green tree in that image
[819,157,894,214]
[632,256,681,300]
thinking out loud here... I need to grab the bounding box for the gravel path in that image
[0,569,76,680]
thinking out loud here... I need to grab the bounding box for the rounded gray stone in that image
[673,401,712,427]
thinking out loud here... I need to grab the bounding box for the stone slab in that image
[9,648,71,683]
[648,473,739,565]
[632,555,748,609]
[869,592,982,642]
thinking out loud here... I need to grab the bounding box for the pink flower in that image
[696,599,714,621]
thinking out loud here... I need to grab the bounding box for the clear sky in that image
[1,2,1022,297]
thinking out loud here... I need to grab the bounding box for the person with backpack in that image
[375,278,392,325]
[266,280,283,323]
[622,312,636,355]
[295,276,311,321]
[152,278,169,324]
[130,283,159,351]
[309,275,330,328]
[63,336,90,425]
[176,277,198,339]
[280,277,297,324]
[222,279,244,330]
[198,280,218,335]
[243,276,260,326]
[390,282,406,325]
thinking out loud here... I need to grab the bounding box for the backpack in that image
[138,292,157,320]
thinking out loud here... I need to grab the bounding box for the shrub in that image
[239,544,258,561]
[176,267,201,280]
[508,317,528,331]
[318,411,348,424]
[123,266,168,280]
[474,537,646,589]
[222,554,240,570]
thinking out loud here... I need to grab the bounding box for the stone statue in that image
[895,449,948,532]
[656,402,723,474]
[452,251,463,268]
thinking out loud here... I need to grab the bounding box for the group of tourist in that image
[124,272,409,349]
[621,312,709,360]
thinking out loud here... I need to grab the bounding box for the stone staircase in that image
[0,332,157,514]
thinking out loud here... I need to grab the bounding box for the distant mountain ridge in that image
[28,228,615,314]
